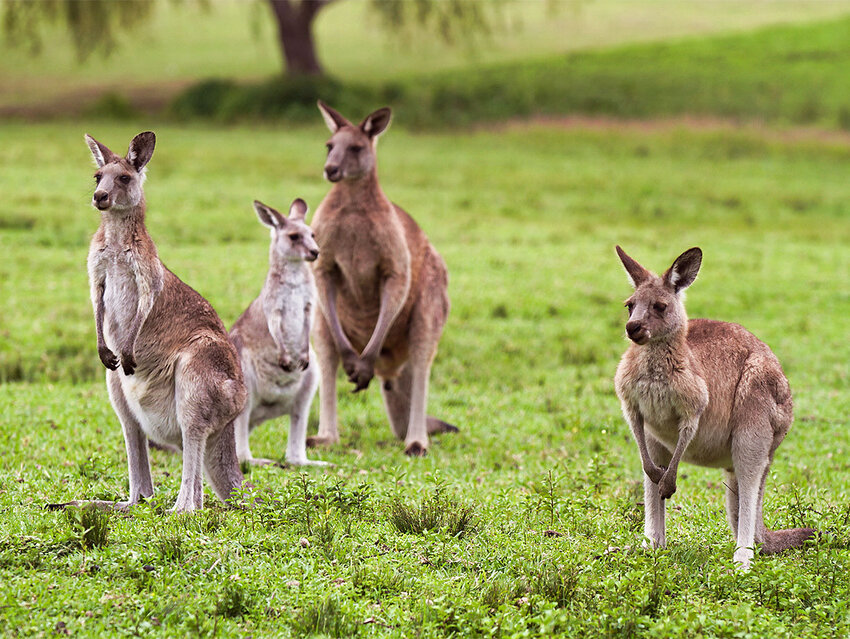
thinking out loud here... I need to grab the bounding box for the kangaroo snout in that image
[626,320,648,343]
[93,190,111,209]
[307,248,319,261]
[324,165,342,182]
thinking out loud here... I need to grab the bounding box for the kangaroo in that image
[78,131,246,513]
[229,198,328,467]
[308,101,457,456]
[613,246,815,569]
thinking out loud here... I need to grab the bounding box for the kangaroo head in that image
[254,199,319,263]
[85,131,155,213]
[317,100,391,183]
[616,246,702,345]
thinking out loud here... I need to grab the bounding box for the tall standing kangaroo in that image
[614,246,814,569]
[230,198,328,467]
[81,132,246,513]
[308,101,457,456]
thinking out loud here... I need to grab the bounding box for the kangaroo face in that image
[273,218,320,263]
[624,281,686,345]
[317,101,392,183]
[616,246,702,345]
[324,127,375,183]
[92,160,144,212]
[254,199,319,263]
[85,132,155,214]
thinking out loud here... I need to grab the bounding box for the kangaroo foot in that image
[404,441,427,457]
[426,417,459,435]
[306,435,339,448]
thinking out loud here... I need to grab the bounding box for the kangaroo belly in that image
[103,270,139,351]
[117,370,181,446]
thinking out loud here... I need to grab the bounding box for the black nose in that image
[626,321,643,338]
[310,249,319,260]
[94,191,109,203]
[325,165,340,181]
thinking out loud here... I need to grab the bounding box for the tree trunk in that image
[267,0,328,76]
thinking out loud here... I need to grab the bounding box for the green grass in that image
[3,0,850,118]
[1,119,849,636]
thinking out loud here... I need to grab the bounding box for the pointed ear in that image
[85,134,117,168]
[616,245,651,288]
[253,200,287,230]
[317,100,349,133]
[126,131,156,172]
[288,198,308,222]
[663,247,702,293]
[359,107,392,139]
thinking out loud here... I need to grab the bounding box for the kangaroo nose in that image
[324,165,340,182]
[309,249,319,260]
[94,190,109,203]
[626,321,643,338]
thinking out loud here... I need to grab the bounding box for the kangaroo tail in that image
[426,416,459,435]
[760,527,816,555]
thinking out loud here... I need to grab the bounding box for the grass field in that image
[1,118,850,637]
[3,0,850,117]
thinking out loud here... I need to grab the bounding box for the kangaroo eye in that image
[625,301,634,312]
[350,145,363,153]
[94,174,102,183]
[654,302,667,313]
[119,175,131,184]
[288,234,301,242]
[325,143,333,152]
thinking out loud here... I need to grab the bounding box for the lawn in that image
[1,118,849,637]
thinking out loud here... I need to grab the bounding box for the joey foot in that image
[98,345,119,370]
[279,354,309,373]
[404,441,427,457]
[306,435,339,448]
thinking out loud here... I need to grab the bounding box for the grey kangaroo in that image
[229,198,328,467]
[308,101,457,456]
[80,131,246,513]
[614,246,814,569]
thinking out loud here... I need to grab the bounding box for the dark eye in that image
[94,174,102,183]
[625,301,634,312]
[119,175,131,184]
[325,143,333,152]
[288,234,301,242]
[653,302,667,313]
[350,145,363,153]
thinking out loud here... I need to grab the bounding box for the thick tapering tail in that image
[760,527,816,555]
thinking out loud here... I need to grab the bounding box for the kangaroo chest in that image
[100,247,142,350]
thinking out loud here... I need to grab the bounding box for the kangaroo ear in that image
[85,134,117,168]
[317,100,350,133]
[360,107,392,138]
[616,245,651,288]
[127,131,156,172]
[253,200,287,230]
[288,198,308,222]
[663,247,702,293]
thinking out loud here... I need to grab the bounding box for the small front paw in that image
[643,464,665,485]
[120,352,136,375]
[658,472,677,500]
[98,345,119,370]
[279,354,297,372]
[348,358,375,392]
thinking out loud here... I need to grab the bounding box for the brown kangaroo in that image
[77,132,246,513]
[614,246,814,569]
[308,101,457,456]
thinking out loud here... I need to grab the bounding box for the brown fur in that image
[308,101,456,455]
[614,246,814,569]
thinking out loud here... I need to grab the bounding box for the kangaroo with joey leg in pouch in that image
[613,246,815,569]
[309,101,457,456]
[229,198,329,467]
[58,131,247,514]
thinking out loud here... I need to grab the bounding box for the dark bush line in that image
[168,16,850,130]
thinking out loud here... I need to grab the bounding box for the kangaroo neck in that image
[330,170,385,205]
[264,258,310,291]
[100,201,148,247]
[638,328,691,375]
